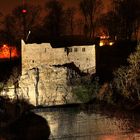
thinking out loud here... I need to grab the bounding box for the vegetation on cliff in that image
[73,43,140,110]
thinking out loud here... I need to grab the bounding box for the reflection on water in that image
[34,106,140,140]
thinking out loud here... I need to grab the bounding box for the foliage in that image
[0,82,4,92]
[72,77,100,103]
[6,67,19,87]
[113,44,140,101]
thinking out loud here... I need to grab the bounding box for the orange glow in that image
[99,41,104,46]
[109,42,114,46]
[100,35,109,39]
[0,44,19,59]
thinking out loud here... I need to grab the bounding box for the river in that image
[34,105,140,140]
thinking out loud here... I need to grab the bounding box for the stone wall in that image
[1,41,96,106]
[21,40,96,74]
[3,64,83,106]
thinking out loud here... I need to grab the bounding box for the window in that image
[82,48,85,52]
[68,48,72,52]
[45,48,46,53]
[32,60,34,63]
[74,48,78,52]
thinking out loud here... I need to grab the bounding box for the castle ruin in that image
[2,40,96,106]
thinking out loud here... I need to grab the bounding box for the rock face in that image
[16,64,82,106]
[1,41,96,106]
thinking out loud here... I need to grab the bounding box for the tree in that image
[99,11,121,39]
[76,18,84,35]
[113,0,140,40]
[113,44,140,101]
[0,12,3,25]
[79,0,102,38]
[44,0,65,38]
[79,0,89,38]
[2,4,41,42]
[65,7,76,35]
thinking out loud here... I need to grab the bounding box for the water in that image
[34,105,140,140]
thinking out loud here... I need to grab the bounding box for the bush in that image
[72,77,100,103]
[113,44,140,101]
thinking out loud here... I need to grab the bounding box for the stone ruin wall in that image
[21,40,96,74]
[1,65,78,106]
[1,41,96,106]
[18,65,78,106]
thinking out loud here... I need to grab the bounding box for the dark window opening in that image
[74,48,78,52]
[45,48,46,53]
[82,48,85,52]
[68,48,72,52]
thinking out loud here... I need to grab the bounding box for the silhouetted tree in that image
[76,18,84,35]
[44,0,65,39]
[80,0,90,38]
[113,44,140,101]
[65,7,76,35]
[79,0,102,38]
[2,4,41,42]
[99,11,120,39]
[0,12,3,25]
[113,0,140,40]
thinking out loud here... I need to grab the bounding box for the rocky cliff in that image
[3,63,89,106]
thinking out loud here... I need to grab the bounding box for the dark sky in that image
[0,0,111,16]
[0,0,79,15]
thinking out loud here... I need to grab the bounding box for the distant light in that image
[99,41,104,46]
[109,42,114,46]
[22,9,27,13]
[3,44,7,47]
[100,35,109,39]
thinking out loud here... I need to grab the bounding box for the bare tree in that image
[113,44,140,101]
[65,7,76,35]
[99,11,121,39]
[79,0,102,38]
[79,0,89,37]
[76,18,84,35]
[3,4,41,42]
[0,12,3,25]
[113,0,140,40]
[44,0,65,38]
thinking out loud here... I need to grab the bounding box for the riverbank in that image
[33,98,140,115]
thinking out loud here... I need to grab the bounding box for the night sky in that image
[0,0,111,16]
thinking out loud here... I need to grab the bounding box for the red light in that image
[22,9,27,13]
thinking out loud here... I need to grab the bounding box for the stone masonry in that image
[2,40,96,106]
